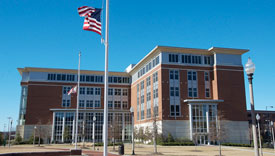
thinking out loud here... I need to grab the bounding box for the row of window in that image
[108,101,128,109]
[168,54,212,65]
[48,73,130,84]
[137,56,160,78]
[168,71,210,98]
[108,88,128,96]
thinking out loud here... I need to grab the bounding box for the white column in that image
[122,113,125,142]
[206,105,210,145]
[61,116,65,143]
[51,112,56,142]
[72,119,75,144]
[188,104,193,140]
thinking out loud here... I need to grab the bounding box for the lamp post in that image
[33,126,37,146]
[7,117,12,148]
[93,116,96,151]
[256,114,263,156]
[245,58,259,156]
[271,121,275,151]
[130,107,135,155]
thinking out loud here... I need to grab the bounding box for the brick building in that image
[17,46,250,144]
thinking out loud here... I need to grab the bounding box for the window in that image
[205,88,210,98]
[171,105,180,116]
[94,100,100,108]
[63,86,71,95]
[170,70,179,80]
[140,81,144,90]
[170,87,179,97]
[193,72,197,80]
[141,110,144,120]
[80,87,85,95]
[205,72,209,81]
[86,87,93,95]
[122,101,128,109]
[153,72,158,83]
[175,87,179,96]
[108,88,113,95]
[86,100,93,108]
[156,56,160,65]
[62,100,70,107]
[170,105,175,116]
[153,88,158,99]
[204,56,211,65]
[66,75,75,81]
[108,101,113,108]
[48,73,56,80]
[193,88,198,97]
[80,75,85,82]
[147,92,151,101]
[146,76,151,86]
[141,95,144,104]
[115,89,121,96]
[170,87,174,96]
[147,107,151,119]
[114,101,121,109]
[122,89,128,96]
[188,88,198,98]
[191,56,202,64]
[169,54,179,62]
[79,100,85,108]
[95,88,101,95]
[188,71,197,81]
[188,88,193,97]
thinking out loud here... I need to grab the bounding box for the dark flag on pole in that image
[78,6,102,35]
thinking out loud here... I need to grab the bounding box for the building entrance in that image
[197,135,208,145]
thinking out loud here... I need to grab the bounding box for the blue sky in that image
[0,0,275,131]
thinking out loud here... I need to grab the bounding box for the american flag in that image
[78,6,102,35]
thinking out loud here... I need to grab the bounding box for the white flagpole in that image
[103,0,109,155]
[75,52,81,149]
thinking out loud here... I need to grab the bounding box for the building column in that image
[122,113,125,142]
[61,115,65,143]
[188,104,193,140]
[206,105,210,145]
[51,112,56,143]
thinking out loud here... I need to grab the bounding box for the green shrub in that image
[94,142,123,146]
[221,143,251,147]
[159,141,195,146]
[167,133,175,143]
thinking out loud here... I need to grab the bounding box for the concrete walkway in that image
[82,150,118,156]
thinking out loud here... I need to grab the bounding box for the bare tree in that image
[152,114,158,154]
[192,133,199,151]
[209,110,226,156]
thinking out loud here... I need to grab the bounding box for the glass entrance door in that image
[197,135,208,145]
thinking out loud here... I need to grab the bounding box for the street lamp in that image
[93,116,96,151]
[130,107,135,155]
[271,121,275,150]
[33,126,37,146]
[256,114,263,156]
[7,117,12,148]
[245,57,259,156]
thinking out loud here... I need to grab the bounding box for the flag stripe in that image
[78,6,102,35]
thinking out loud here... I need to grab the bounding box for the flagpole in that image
[75,52,81,149]
[103,0,109,155]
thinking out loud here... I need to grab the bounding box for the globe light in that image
[256,114,260,121]
[245,57,255,75]
[130,107,134,113]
